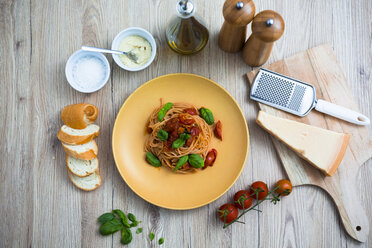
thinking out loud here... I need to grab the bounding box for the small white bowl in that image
[111,27,156,72]
[65,50,110,93]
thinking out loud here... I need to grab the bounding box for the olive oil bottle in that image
[166,0,209,55]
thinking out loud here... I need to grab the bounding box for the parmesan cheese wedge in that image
[256,111,350,176]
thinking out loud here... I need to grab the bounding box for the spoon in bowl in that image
[81,46,138,64]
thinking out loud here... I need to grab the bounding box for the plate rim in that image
[112,73,249,210]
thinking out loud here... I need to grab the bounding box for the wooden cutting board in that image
[246,44,372,242]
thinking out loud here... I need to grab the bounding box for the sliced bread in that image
[66,155,99,177]
[61,103,98,129]
[58,124,100,145]
[67,169,101,191]
[62,140,98,160]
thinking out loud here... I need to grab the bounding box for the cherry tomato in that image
[274,179,293,196]
[218,204,238,224]
[179,114,195,125]
[249,181,268,200]
[233,190,253,210]
[204,149,217,168]
[214,120,222,140]
[186,126,200,146]
[184,108,198,115]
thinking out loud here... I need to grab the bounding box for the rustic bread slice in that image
[256,111,350,176]
[66,155,98,177]
[57,124,100,145]
[67,169,101,191]
[61,103,98,129]
[62,140,98,160]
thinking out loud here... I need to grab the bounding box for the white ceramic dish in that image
[111,27,156,72]
[65,50,110,93]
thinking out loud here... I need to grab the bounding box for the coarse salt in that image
[72,55,107,90]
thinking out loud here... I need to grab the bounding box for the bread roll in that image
[61,103,98,129]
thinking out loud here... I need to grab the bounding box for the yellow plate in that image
[112,73,249,210]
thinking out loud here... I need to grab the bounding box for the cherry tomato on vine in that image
[249,181,268,200]
[218,204,238,224]
[233,190,253,210]
[274,179,293,196]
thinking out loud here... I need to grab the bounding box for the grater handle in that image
[315,99,370,125]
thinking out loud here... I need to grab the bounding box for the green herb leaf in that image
[112,209,131,228]
[157,129,168,141]
[158,102,173,121]
[146,152,162,167]
[98,213,115,224]
[121,228,133,245]
[158,237,164,245]
[130,221,141,227]
[136,228,143,234]
[127,213,136,222]
[199,108,214,125]
[172,133,191,149]
[174,155,189,172]
[188,154,204,168]
[149,232,155,241]
[99,219,123,235]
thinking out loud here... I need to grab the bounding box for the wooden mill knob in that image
[242,10,284,66]
[218,0,255,53]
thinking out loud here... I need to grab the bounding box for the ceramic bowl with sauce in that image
[111,27,157,72]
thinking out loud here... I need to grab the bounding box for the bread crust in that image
[57,127,99,145]
[62,141,98,160]
[67,168,101,191]
[61,103,98,129]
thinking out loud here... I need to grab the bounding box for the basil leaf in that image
[199,108,214,125]
[146,152,162,167]
[172,133,191,149]
[99,219,123,235]
[158,237,165,245]
[136,228,143,234]
[188,154,204,168]
[98,213,115,224]
[157,129,168,141]
[127,213,136,222]
[121,228,133,245]
[174,155,189,172]
[113,209,130,228]
[158,102,173,121]
[149,232,155,241]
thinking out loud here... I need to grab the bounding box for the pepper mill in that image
[218,0,255,53]
[242,10,284,66]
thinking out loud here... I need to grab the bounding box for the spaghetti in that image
[144,101,215,173]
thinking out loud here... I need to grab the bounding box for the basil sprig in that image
[157,129,168,141]
[199,108,214,125]
[174,155,189,172]
[146,152,162,167]
[188,154,205,168]
[158,102,173,121]
[98,210,142,246]
[172,133,190,149]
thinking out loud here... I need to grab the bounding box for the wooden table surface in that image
[1,0,371,247]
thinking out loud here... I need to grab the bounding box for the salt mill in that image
[242,10,284,66]
[218,0,255,53]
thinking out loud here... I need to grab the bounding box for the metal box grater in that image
[250,68,316,116]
